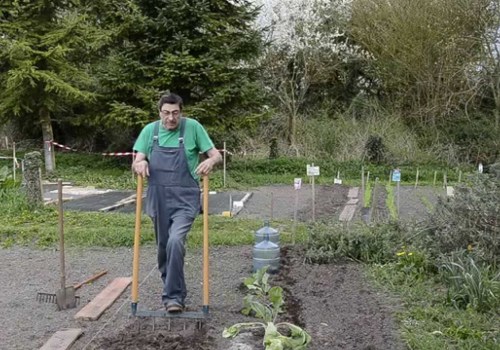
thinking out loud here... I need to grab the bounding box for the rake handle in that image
[73,270,108,290]
[58,180,66,293]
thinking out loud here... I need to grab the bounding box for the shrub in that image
[423,175,500,268]
[364,135,386,164]
[394,247,431,281]
[305,222,405,264]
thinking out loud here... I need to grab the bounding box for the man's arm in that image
[132,152,149,177]
[196,147,222,176]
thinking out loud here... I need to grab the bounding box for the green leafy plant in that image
[439,252,500,312]
[241,266,284,321]
[0,165,15,190]
[385,182,398,220]
[223,267,311,350]
[394,247,430,281]
[305,222,403,264]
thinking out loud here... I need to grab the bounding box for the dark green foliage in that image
[424,175,500,268]
[269,138,279,159]
[0,1,104,123]
[364,135,385,164]
[436,112,500,164]
[95,0,265,134]
[305,222,405,264]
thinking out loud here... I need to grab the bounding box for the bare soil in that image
[238,184,350,222]
[1,184,422,350]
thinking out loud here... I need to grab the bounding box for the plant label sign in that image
[306,164,320,176]
[392,169,401,182]
[294,178,302,190]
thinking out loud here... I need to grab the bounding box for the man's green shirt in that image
[133,118,215,180]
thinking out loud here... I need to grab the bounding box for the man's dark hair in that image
[158,93,183,111]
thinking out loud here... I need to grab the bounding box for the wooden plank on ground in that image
[339,205,356,222]
[98,195,136,212]
[39,328,82,350]
[347,187,359,198]
[346,198,359,205]
[75,277,131,321]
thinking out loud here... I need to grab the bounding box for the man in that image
[132,93,221,312]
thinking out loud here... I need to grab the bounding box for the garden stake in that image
[131,175,211,328]
[311,163,316,222]
[361,166,365,206]
[415,168,419,188]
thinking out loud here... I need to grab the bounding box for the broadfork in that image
[131,175,211,329]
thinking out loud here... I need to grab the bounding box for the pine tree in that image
[0,1,110,171]
[97,0,264,144]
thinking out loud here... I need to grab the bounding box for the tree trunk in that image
[287,112,300,156]
[287,112,296,146]
[40,106,55,172]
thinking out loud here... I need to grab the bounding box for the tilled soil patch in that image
[238,184,350,222]
[2,244,404,350]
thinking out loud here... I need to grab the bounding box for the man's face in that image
[159,103,182,130]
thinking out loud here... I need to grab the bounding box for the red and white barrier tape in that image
[45,140,76,151]
[45,140,135,157]
[101,152,135,156]
[218,149,233,155]
[45,139,231,157]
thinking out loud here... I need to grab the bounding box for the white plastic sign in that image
[306,165,320,176]
[294,178,302,190]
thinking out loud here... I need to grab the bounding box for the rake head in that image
[36,292,80,305]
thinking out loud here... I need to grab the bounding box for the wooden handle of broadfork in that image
[202,175,210,314]
[131,175,143,315]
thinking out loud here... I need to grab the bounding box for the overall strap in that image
[152,121,160,143]
[152,119,185,145]
[178,118,186,145]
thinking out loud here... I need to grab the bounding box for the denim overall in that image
[146,118,200,307]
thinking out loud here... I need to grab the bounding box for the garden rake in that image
[36,270,107,304]
[36,180,78,310]
[131,175,211,329]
